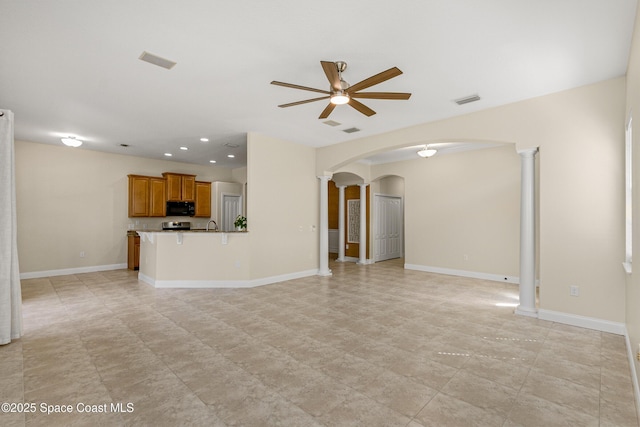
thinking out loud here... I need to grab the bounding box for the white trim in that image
[404,263,519,284]
[624,329,640,424]
[342,256,373,264]
[20,263,128,280]
[140,269,318,289]
[623,262,633,275]
[537,309,625,335]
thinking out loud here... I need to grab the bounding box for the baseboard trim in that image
[404,263,519,284]
[537,309,625,335]
[624,329,640,423]
[20,263,128,280]
[139,269,318,289]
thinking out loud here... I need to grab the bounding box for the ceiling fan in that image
[271,61,411,119]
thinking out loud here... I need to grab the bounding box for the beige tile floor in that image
[1,258,638,426]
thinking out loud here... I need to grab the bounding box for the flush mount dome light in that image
[330,91,350,105]
[417,145,437,158]
[61,136,82,147]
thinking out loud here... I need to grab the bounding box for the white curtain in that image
[0,110,22,345]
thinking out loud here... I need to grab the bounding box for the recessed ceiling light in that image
[227,154,235,158]
[209,160,216,164]
[164,153,172,157]
[200,138,209,142]
[180,146,188,150]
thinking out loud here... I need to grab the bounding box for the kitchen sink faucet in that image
[206,220,218,231]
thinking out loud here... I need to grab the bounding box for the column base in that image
[515,305,538,318]
[317,269,332,277]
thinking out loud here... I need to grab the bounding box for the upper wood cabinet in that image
[163,173,196,202]
[128,175,166,217]
[149,177,167,217]
[194,181,211,218]
[128,175,150,217]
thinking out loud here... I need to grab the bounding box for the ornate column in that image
[516,147,538,317]
[317,175,332,276]
[358,183,368,265]
[337,185,346,262]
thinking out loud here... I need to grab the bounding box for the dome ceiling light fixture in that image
[417,145,437,158]
[61,136,82,147]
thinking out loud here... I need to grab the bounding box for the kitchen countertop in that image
[127,229,247,235]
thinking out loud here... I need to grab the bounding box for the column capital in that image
[317,175,332,182]
[516,147,539,157]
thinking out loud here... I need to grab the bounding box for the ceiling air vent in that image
[343,127,361,134]
[454,94,481,105]
[323,120,341,127]
[138,51,177,70]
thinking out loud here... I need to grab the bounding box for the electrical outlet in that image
[463,254,469,261]
[346,244,349,249]
[569,286,579,297]
[79,251,85,258]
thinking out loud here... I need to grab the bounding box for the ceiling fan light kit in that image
[330,91,350,105]
[271,61,411,119]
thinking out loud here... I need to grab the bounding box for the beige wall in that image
[372,145,520,277]
[626,2,640,392]
[319,77,626,325]
[15,140,233,273]
[246,132,319,279]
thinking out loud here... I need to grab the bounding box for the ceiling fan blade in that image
[271,81,330,94]
[278,96,330,108]
[348,98,376,117]
[347,67,403,93]
[319,103,337,119]
[350,92,412,100]
[321,61,341,91]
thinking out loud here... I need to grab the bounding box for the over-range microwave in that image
[166,201,195,216]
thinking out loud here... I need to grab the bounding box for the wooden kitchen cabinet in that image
[149,177,167,217]
[128,175,166,217]
[128,175,150,217]
[163,173,196,202]
[127,233,140,270]
[194,181,211,217]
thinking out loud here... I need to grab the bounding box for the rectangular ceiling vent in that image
[454,94,481,105]
[323,120,341,127]
[224,143,240,148]
[138,51,177,70]
[342,127,361,134]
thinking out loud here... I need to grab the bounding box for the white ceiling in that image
[0,0,636,168]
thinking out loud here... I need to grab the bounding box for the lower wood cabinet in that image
[127,233,140,270]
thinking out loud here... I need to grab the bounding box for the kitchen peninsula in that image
[137,229,250,288]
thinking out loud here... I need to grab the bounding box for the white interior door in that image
[374,195,403,261]
[222,193,242,231]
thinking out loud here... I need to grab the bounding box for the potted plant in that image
[234,215,247,231]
